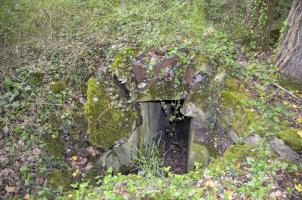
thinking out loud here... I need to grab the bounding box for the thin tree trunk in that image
[275,0,302,82]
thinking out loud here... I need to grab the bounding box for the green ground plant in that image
[1,0,301,199]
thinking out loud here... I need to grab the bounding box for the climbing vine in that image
[244,0,272,50]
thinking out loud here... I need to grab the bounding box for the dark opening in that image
[159,100,191,174]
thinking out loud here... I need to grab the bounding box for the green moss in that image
[230,108,257,137]
[187,143,209,171]
[277,129,302,151]
[219,87,264,137]
[137,76,189,101]
[278,76,302,92]
[225,78,244,91]
[111,47,137,80]
[51,81,65,93]
[195,53,210,73]
[30,72,43,85]
[71,111,87,140]
[220,90,248,107]
[48,169,72,190]
[186,85,209,110]
[45,136,64,158]
[84,78,137,149]
[208,144,254,171]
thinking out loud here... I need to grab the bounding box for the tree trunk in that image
[275,0,302,82]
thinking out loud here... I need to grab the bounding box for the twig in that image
[32,102,82,112]
[271,82,301,101]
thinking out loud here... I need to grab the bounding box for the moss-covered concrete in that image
[277,129,302,151]
[138,79,189,101]
[110,47,137,81]
[84,78,137,149]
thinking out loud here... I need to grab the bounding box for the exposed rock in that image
[245,134,262,146]
[154,55,177,76]
[184,66,195,86]
[182,100,233,171]
[132,61,147,84]
[227,130,239,143]
[269,137,301,164]
[276,129,302,151]
[180,102,207,119]
[100,129,138,173]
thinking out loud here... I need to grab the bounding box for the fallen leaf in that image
[71,155,78,161]
[295,184,302,192]
[296,117,302,124]
[204,180,216,188]
[283,101,289,105]
[270,190,284,199]
[115,183,127,196]
[3,126,9,134]
[24,193,30,200]
[235,162,241,168]
[5,186,15,193]
[72,169,80,177]
[32,148,41,156]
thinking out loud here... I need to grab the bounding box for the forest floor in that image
[1,0,302,199]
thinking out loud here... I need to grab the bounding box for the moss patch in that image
[110,47,137,80]
[51,81,65,93]
[84,78,137,149]
[45,136,64,158]
[187,143,210,171]
[138,79,189,101]
[220,90,260,136]
[208,144,254,171]
[277,129,302,151]
[220,90,248,107]
[48,169,72,190]
[219,78,266,137]
[225,78,245,91]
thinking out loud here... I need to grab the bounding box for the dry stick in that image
[271,82,301,102]
[8,131,22,157]
[33,102,82,112]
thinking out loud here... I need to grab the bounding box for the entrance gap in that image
[158,100,191,174]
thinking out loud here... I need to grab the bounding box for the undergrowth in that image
[0,0,301,199]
